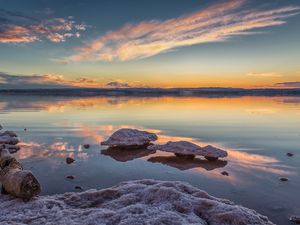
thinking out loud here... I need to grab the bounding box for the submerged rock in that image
[149,141,227,161]
[83,144,90,149]
[0,179,274,225]
[279,177,289,182]
[101,128,158,148]
[66,175,75,180]
[286,152,294,157]
[221,171,229,176]
[66,157,75,164]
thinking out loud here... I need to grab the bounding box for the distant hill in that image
[1,87,300,97]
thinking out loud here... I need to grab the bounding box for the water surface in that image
[1,96,300,224]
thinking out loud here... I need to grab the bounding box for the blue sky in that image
[0,0,300,88]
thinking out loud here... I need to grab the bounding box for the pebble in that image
[221,171,229,176]
[66,157,75,164]
[83,144,90,149]
[279,177,289,182]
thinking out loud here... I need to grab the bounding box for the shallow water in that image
[1,96,300,224]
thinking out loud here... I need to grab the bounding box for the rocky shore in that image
[0,179,274,225]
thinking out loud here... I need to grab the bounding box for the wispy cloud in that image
[275,81,300,88]
[0,72,101,88]
[247,72,282,77]
[0,9,88,43]
[106,80,147,88]
[0,72,146,89]
[65,0,299,62]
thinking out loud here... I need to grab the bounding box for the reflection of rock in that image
[148,156,227,171]
[101,128,157,148]
[0,179,274,224]
[149,141,227,160]
[101,147,155,162]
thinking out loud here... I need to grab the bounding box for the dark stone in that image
[286,152,294,157]
[221,171,229,176]
[66,157,75,164]
[279,177,289,182]
[75,186,82,190]
[66,175,75,179]
[83,144,90,149]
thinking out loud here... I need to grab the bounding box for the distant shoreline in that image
[0,88,300,97]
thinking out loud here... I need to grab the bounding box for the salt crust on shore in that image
[0,179,273,225]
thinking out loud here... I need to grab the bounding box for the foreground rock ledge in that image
[0,180,273,225]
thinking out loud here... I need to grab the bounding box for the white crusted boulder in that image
[0,179,274,225]
[101,128,158,148]
[0,130,19,146]
[201,145,228,161]
[0,135,19,145]
[0,130,18,137]
[148,141,227,161]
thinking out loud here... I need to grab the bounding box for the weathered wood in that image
[0,146,41,199]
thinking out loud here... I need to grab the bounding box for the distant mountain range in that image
[1,87,300,97]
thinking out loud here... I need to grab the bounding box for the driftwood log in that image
[0,136,41,199]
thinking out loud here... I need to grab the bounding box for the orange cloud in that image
[66,0,299,62]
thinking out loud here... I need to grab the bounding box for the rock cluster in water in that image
[102,129,228,161]
[101,128,158,148]
[0,179,274,225]
[149,141,228,161]
[0,127,20,153]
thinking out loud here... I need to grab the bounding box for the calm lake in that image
[1,95,299,224]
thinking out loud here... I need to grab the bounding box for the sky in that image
[0,0,300,89]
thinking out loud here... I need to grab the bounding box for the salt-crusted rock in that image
[0,179,274,225]
[0,144,20,153]
[0,130,18,137]
[201,145,228,161]
[148,141,228,161]
[101,128,158,148]
[0,135,19,145]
